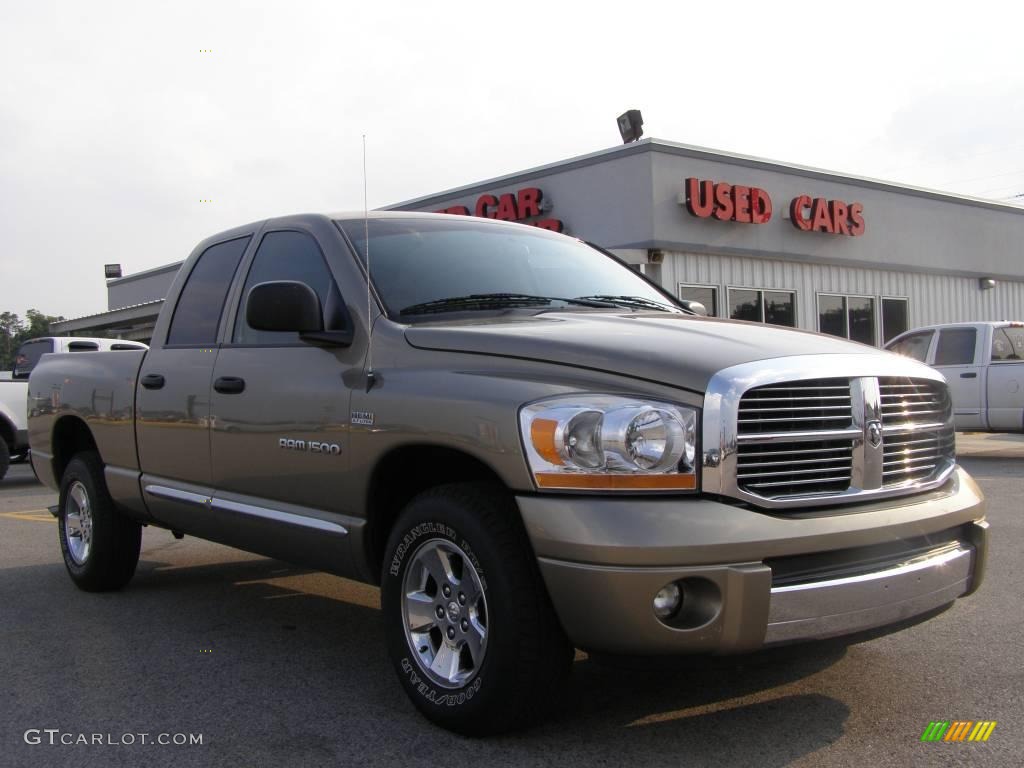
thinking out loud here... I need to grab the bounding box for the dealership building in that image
[54,138,1024,344]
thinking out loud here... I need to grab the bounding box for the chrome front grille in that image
[878,377,955,488]
[736,379,852,434]
[737,439,854,496]
[715,362,957,508]
[879,378,948,425]
[736,378,857,498]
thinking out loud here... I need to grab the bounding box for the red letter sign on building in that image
[790,195,865,236]
[685,178,772,224]
[437,188,563,231]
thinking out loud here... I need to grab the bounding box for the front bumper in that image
[518,467,987,654]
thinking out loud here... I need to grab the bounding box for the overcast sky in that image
[2,0,1023,321]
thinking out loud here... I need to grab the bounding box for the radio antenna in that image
[363,134,376,391]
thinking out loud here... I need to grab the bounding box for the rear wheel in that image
[381,483,572,735]
[58,452,141,591]
[0,441,9,481]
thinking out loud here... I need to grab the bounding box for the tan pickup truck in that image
[28,212,987,734]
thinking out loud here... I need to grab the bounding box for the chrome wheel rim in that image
[401,537,488,689]
[64,481,93,565]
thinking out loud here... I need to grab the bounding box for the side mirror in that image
[244,280,354,347]
[678,299,708,317]
[246,281,324,332]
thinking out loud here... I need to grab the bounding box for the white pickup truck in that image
[886,321,1024,432]
[1,337,147,479]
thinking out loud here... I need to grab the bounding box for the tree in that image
[0,312,21,370]
[23,309,63,339]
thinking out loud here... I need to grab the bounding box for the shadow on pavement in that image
[2,553,852,767]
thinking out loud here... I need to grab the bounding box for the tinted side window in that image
[13,339,55,379]
[889,331,933,362]
[992,327,1024,361]
[166,237,250,346]
[233,231,338,346]
[934,328,977,365]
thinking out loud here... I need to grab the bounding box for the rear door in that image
[986,325,1024,431]
[930,326,984,430]
[136,235,252,526]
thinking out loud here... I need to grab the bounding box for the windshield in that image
[336,217,678,318]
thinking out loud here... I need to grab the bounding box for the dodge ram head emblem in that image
[867,421,883,448]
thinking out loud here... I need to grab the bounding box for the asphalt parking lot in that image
[1,451,1021,768]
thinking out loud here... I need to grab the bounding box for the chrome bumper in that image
[524,472,987,655]
[764,539,978,645]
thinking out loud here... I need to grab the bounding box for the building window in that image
[881,297,909,344]
[818,293,876,345]
[728,287,796,327]
[764,290,796,327]
[678,284,718,317]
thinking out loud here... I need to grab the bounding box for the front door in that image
[208,229,361,569]
[931,326,983,430]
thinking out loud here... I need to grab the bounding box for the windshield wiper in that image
[574,295,681,312]
[398,293,615,316]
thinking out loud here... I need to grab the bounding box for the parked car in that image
[0,337,147,479]
[886,321,1024,432]
[29,213,987,734]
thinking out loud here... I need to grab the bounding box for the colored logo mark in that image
[920,721,996,742]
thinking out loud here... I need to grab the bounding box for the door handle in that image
[141,374,165,390]
[214,376,246,394]
[960,372,977,379]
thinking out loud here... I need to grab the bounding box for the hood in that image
[404,312,883,392]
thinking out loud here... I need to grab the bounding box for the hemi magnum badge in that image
[351,411,375,426]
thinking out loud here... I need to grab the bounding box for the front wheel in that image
[381,483,572,735]
[58,452,141,591]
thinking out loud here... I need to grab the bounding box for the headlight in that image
[519,395,698,491]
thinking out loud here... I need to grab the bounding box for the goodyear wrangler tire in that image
[58,451,141,592]
[381,482,572,735]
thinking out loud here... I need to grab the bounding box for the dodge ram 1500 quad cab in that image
[29,212,987,734]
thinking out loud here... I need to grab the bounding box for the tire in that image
[381,482,572,735]
[0,441,9,481]
[58,451,141,591]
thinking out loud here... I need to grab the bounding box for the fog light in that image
[653,583,682,620]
